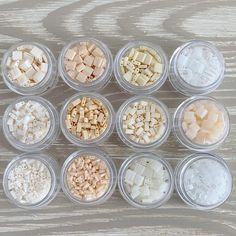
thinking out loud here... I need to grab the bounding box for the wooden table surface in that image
[0,0,235,235]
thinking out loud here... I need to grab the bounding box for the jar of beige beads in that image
[173,96,230,151]
[1,42,58,95]
[61,149,117,205]
[60,93,115,147]
[58,37,113,92]
[116,96,171,149]
[114,41,168,94]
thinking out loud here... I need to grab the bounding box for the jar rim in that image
[114,40,168,94]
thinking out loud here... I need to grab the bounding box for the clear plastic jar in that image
[173,96,230,152]
[118,152,174,209]
[61,148,117,206]
[114,41,168,94]
[58,37,113,92]
[116,96,171,150]
[60,92,115,147]
[175,153,233,210]
[3,153,60,209]
[2,96,60,152]
[169,40,225,96]
[1,42,58,95]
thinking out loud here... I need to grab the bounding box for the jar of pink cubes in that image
[58,37,113,92]
[173,96,230,152]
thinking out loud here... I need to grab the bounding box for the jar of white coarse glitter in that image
[175,153,232,210]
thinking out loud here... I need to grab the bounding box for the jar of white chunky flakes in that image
[175,153,232,210]
[2,96,60,152]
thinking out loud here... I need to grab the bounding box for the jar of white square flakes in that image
[169,40,225,96]
[118,152,174,209]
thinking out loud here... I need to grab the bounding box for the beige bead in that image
[65,49,76,60]
[83,66,94,76]
[93,57,104,68]
[92,47,104,57]
[76,72,87,83]
[76,63,86,72]
[93,67,104,77]
[83,55,94,66]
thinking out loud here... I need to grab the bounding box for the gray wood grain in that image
[0,0,235,235]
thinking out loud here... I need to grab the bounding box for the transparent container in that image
[60,92,115,147]
[3,153,60,209]
[1,41,58,95]
[175,153,233,210]
[116,96,171,150]
[2,96,60,152]
[169,40,225,96]
[61,148,117,206]
[173,96,230,152]
[58,37,113,92]
[118,152,174,209]
[114,41,168,94]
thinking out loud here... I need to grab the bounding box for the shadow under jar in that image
[61,149,117,206]
[173,96,230,152]
[116,96,171,150]
[60,93,115,147]
[1,42,58,95]
[2,96,60,152]
[114,41,168,94]
[3,153,60,209]
[175,153,233,210]
[118,152,174,209]
[169,40,225,96]
[58,37,113,92]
